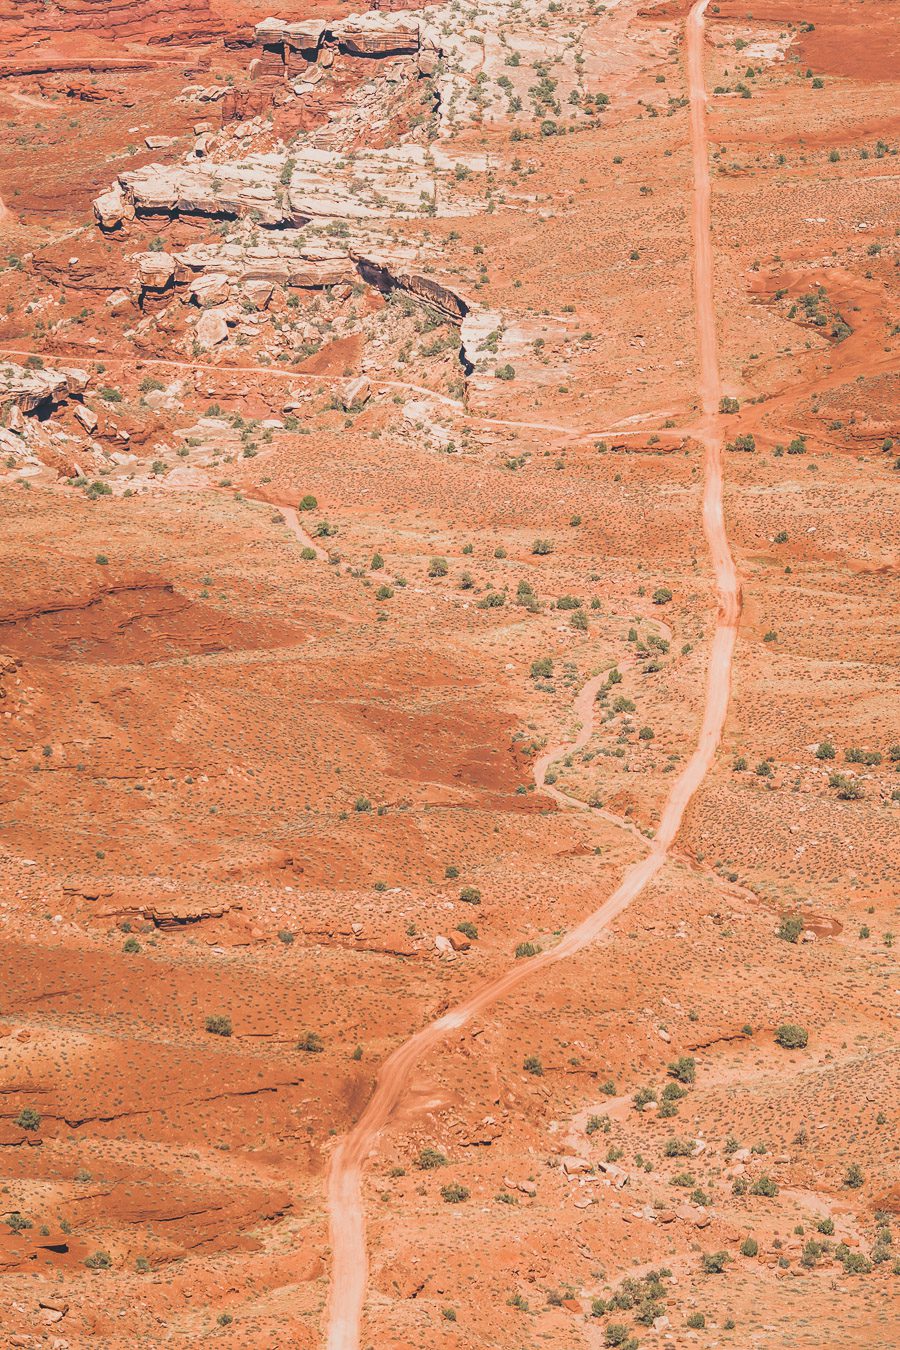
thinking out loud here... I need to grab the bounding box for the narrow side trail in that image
[324,5,740,1345]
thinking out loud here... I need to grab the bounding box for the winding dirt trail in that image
[324,4,739,1345]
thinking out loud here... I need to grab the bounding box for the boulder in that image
[340,376,370,410]
[136,251,177,290]
[243,278,274,309]
[561,1156,591,1176]
[63,368,90,395]
[196,310,229,349]
[189,273,232,307]
[93,182,135,230]
[73,405,98,434]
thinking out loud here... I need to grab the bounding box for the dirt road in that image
[324,4,739,1345]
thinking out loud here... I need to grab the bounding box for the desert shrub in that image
[844,1163,864,1189]
[663,1136,693,1157]
[530,656,553,678]
[456,921,477,940]
[719,396,739,413]
[298,494,317,510]
[123,936,141,954]
[701,1250,729,1274]
[815,740,836,759]
[687,1312,705,1328]
[523,1055,543,1076]
[205,1014,232,1037]
[428,556,449,577]
[532,538,554,555]
[775,1023,807,1049]
[459,886,481,905]
[740,1236,758,1257]
[667,1055,696,1084]
[633,1085,656,1111]
[604,1326,630,1348]
[15,1108,40,1131]
[416,1148,447,1170]
[440,1182,469,1203]
[801,1239,824,1268]
[84,1251,112,1269]
[297,1032,324,1053]
[777,915,804,943]
[652,587,672,604]
[515,941,541,958]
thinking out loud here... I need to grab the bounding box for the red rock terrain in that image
[0,0,897,1346]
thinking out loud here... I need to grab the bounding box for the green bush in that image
[416,1148,447,1170]
[652,587,672,605]
[459,886,481,905]
[740,1236,758,1257]
[440,1182,470,1203]
[428,556,449,577]
[523,1055,543,1076]
[750,1174,778,1197]
[205,1014,232,1037]
[663,1136,694,1157]
[531,538,554,555]
[298,494,317,511]
[15,1108,40,1132]
[844,1163,864,1189]
[667,1055,695,1084]
[777,915,804,943]
[775,1023,808,1049]
[701,1250,729,1274]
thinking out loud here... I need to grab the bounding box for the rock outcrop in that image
[97,141,474,230]
[253,12,441,65]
